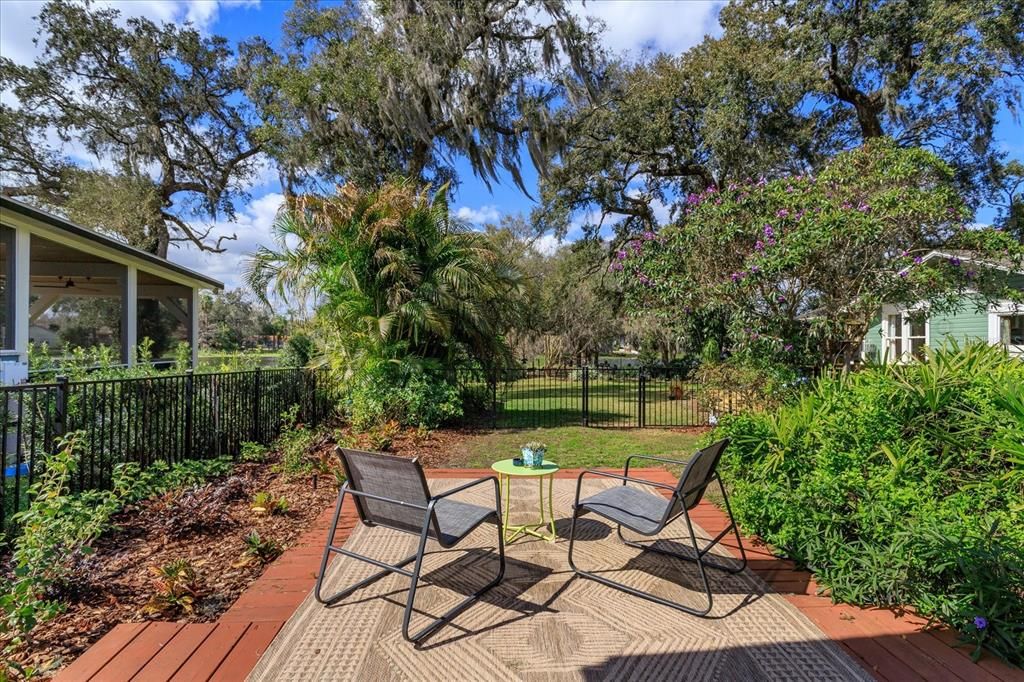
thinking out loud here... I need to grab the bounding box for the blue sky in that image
[1,0,1019,291]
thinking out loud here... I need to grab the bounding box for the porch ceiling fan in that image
[34,276,104,293]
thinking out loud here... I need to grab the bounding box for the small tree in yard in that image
[618,140,1024,368]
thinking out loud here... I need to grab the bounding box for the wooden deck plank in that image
[208,622,283,682]
[132,623,217,682]
[90,623,184,682]
[54,622,150,682]
[168,623,249,682]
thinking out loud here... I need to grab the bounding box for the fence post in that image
[184,369,194,460]
[491,369,498,429]
[582,366,589,427]
[53,375,68,454]
[638,371,646,428]
[253,367,263,444]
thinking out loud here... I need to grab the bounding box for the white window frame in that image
[880,304,930,363]
[988,300,1024,356]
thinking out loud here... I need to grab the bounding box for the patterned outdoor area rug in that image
[250,478,870,681]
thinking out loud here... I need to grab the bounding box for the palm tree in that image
[246,181,522,373]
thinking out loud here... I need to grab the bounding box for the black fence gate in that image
[453,366,733,430]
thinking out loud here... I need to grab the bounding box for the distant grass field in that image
[452,426,704,472]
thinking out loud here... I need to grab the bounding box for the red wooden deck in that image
[56,469,1023,682]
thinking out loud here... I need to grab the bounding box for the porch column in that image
[120,264,137,366]
[12,227,30,365]
[187,287,199,369]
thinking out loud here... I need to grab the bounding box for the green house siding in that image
[861,296,1002,363]
[929,304,988,344]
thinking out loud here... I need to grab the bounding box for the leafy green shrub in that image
[281,332,315,368]
[240,441,269,463]
[1,435,123,637]
[348,363,462,431]
[711,342,1024,665]
[695,358,799,416]
[273,412,319,477]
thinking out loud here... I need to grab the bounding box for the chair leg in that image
[570,506,723,617]
[314,487,419,605]
[615,493,747,575]
[402,516,506,644]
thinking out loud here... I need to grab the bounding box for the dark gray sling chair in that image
[567,439,747,616]
[315,448,505,643]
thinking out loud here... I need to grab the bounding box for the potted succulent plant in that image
[521,441,547,468]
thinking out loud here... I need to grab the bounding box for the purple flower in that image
[900,250,909,257]
[608,262,624,272]
[777,295,786,303]
[857,202,870,213]
[755,240,765,252]
[966,269,976,279]
[974,616,988,631]
[686,193,700,206]
[616,249,627,261]
[727,182,739,191]
[784,344,793,352]
[629,241,642,253]
[785,185,794,193]
[766,237,776,246]
[756,177,767,187]
[637,273,651,285]
[641,231,656,241]
[841,202,853,209]
[764,224,775,238]
[948,257,961,267]
[776,208,790,219]
[730,272,745,282]
[899,271,908,278]
[750,265,760,273]
[794,210,805,220]
[914,256,923,265]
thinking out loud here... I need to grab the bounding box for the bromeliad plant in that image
[143,559,204,616]
[710,342,1024,665]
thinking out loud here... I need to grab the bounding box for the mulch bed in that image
[3,445,341,677]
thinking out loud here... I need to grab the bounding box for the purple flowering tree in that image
[617,140,1024,368]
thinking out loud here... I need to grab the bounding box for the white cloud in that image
[455,204,501,226]
[0,1,259,67]
[572,0,723,59]
[167,191,283,293]
[532,233,562,256]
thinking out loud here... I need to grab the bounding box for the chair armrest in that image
[573,469,676,508]
[624,453,690,478]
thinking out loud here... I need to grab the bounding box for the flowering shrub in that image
[709,342,1024,665]
[616,140,1024,368]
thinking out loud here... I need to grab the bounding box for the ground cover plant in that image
[710,342,1024,665]
[0,428,339,678]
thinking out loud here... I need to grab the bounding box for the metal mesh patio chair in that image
[567,439,747,616]
[315,448,505,643]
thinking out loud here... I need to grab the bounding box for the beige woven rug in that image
[250,478,870,681]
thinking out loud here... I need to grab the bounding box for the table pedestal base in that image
[498,472,557,543]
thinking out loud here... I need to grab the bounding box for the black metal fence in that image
[452,366,737,430]
[1,367,334,533]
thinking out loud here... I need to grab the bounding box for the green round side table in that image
[491,459,560,543]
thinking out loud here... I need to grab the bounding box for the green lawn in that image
[452,426,704,472]
[460,373,714,429]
